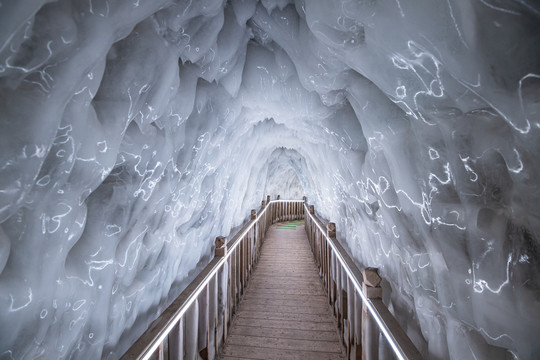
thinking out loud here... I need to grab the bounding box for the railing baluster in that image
[347,277,354,359]
[244,234,248,290]
[341,264,348,348]
[208,276,217,360]
[233,246,239,312]
[288,201,291,221]
[330,249,335,308]
[362,268,382,360]
[197,285,208,359]
[238,241,243,298]
[337,264,343,326]
[167,319,182,360]
[224,255,231,342]
[241,236,246,293]
[354,289,362,360]
[343,277,350,355]
[185,300,198,360]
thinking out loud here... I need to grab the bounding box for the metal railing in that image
[120,197,304,360]
[304,202,423,360]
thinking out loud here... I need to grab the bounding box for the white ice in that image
[0,0,539,359]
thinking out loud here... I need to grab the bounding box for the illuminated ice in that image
[0,0,539,359]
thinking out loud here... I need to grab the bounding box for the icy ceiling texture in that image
[0,0,539,359]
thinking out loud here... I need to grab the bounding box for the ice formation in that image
[1,0,539,359]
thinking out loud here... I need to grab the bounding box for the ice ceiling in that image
[0,0,539,359]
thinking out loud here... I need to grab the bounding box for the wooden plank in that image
[248,278,324,287]
[231,317,337,332]
[226,334,343,353]
[254,262,316,268]
[241,296,328,307]
[239,303,332,315]
[247,277,323,285]
[259,251,313,257]
[230,324,340,342]
[254,261,316,267]
[246,283,325,292]
[241,287,329,297]
[222,345,344,360]
[249,270,318,277]
[258,250,313,254]
[257,255,313,260]
[236,310,335,323]
[242,292,327,300]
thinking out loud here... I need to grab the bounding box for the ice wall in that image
[0,0,539,359]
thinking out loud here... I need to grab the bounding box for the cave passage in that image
[1,1,540,359]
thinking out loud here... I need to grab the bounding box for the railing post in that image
[327,223,336,318]
[258,202,265,258]
[214,236,227,354]
[215,236,227,258]
[362,268,382,360]
[327,222,336,238]
[250,209,256,272]
[276,195,281,222]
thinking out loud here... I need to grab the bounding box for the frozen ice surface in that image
[0,0,539,359]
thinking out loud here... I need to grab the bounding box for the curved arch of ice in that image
[0,1,539,359]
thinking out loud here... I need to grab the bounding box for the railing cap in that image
[363,267,381,287]
[215,236,227,247]
[215,236,227,257]
[327,222,336,238]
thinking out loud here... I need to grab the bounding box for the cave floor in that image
[220,222,345,360]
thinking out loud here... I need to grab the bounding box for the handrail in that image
[304,202,423,360]
[121,197,304,360]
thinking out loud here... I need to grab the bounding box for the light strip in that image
[140,199,305,360]
[303,203,408,360]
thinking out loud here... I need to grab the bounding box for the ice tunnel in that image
[0,0,539,359]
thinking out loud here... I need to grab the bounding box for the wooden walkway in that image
[220,221,345,360]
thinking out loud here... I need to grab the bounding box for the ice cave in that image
[0,0,539,359]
